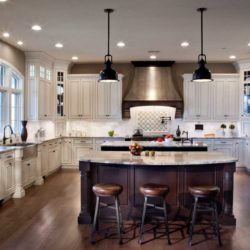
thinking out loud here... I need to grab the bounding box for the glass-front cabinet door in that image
[243,71,250,117]
[56,71,65,118]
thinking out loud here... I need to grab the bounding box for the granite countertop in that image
[101,141,207,148]
[79,151,237,165]
[0,146,17,153]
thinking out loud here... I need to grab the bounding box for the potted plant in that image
[229,124,235,136]
[220,124,226,136]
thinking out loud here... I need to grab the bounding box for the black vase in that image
[21,120,28,142]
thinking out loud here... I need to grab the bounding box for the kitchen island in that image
[101,141,208,151]
[78,151,236,225]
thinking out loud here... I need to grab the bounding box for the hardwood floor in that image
[0,169,249,250]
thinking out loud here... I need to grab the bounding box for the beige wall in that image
[0,39,25,75]
[70,62,237,99]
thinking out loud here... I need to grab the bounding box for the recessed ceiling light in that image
[0,0,8,2]
[55,43,63,48]
[17,41,23,46]
[3,32,10,38]
[248,43,250,47]
[181,41,189,47]
[229,55,236,59]
[32,25,42,31]
[117,41,125,47]
[72,56,78,60]
[150,55,157,60]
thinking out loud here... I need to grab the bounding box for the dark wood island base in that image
[78,152,236,226]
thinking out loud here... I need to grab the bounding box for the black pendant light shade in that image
[192,8,213,82]
[99,9,119,82]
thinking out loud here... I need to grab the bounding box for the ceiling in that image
[1,0,250,63]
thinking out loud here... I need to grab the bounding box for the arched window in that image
[0,61,24,136]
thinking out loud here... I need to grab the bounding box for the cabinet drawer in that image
[214,140,234,146]
[3,152,15,160]
[73,138,93,145]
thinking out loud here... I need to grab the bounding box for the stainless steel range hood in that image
[122,61,183,118]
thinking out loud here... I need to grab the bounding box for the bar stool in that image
[188,185,222,247]
[91,183,123,245]
[139,183,171,245]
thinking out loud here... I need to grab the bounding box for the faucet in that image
[160,116,171,124]
[182,131,193,144]
[3,125,15,144]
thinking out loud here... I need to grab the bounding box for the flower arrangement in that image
[220,124,226,129]
[229,124,235,130]
[129,142,143,156]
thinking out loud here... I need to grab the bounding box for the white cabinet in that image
[183,74,239,121]
[48,140,60,172]
[68,77,94,119]
[72,138,93,166]
[95,81,122,119]
[40,143,49,176]
[61,139,73,165]
[244,139,250,170]
[1,152,15,197]
[25,52,54,121]
[183,75,211,120]
[213,139,234,156]
[22,158,37,187]
[235,139,244,167]
[38,79,52,119]
[213,76,239,121]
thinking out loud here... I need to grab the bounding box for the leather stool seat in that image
[93,183,123,197]
[189,185,220,198]
[140,183,169,197]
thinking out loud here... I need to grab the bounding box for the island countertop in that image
[101,141,208,152]
[80,151,237,165]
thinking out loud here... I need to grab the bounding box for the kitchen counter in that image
[78,151,236,225]
[101,140,208,151]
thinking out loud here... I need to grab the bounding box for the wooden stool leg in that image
[139,196,148,244]
[115,197,123,245]
[91,196,100,244]
[213,201,222,247]
[188,196,198,246]
[163,198,171,245]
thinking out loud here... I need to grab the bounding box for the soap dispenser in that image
[176,125,181,138]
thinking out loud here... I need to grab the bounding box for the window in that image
[40,66,45,78]
[46,69,51,81]
[0,62,23,135]
[29,64,35,78]
[0,65,6,87]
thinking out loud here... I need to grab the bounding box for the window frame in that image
[0,59,24,136]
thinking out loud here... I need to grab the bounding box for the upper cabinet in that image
[183,74,239,121]
[95,78,122,119]
[25,52,54,120]
[68,76,94,119]
[213,75,239,121]
[67,74,123,120]
[183,75,211,120]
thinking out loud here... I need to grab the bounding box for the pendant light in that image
[192,8,213,82]
[99,9,119,82]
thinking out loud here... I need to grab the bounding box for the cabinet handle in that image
[80,140,87,143]
[6,155,13,159]
[196,115,200,117]
[9,162,12,165]
[220,142,226,144]
[43,145,46,147]
[44,114,47,117]
[53,150,56,153]
[27,163,30,166]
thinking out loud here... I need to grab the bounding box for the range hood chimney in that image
[122,61,183,118]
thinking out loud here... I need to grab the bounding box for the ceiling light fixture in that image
[55,43,63,48]
[117,41,125,47]
[72,56,78,60]
[99,9,119,82]
[17,41,23,46]
[150,55,157,60]
[0,0,8,2]
[229,55,236,59]
[248,43,250,47]
[32,25,42,31]
[181,41,189,47]
[192,8,213,82]
[3,32,10,38]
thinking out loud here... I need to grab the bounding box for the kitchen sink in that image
[2,142,37,159]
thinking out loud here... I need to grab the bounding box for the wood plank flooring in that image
[0,169,249,250]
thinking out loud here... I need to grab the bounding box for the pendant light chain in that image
[200,8,203,55]
[107,10,110,56]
